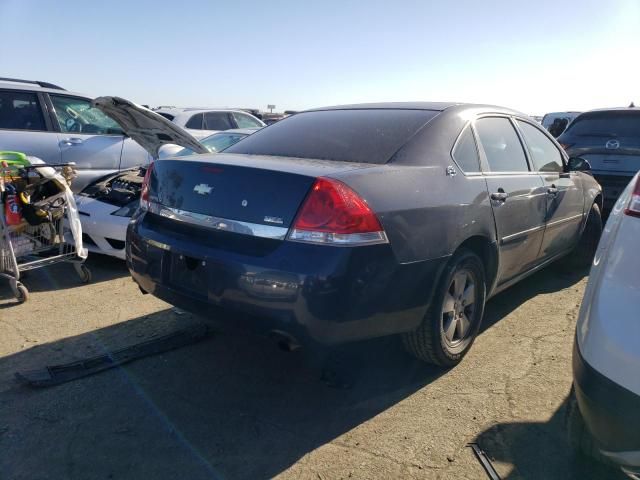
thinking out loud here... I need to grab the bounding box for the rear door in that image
[0,89,61,164]
[474,116,547,283]
[47,93,125,191]
[516,119,583,259]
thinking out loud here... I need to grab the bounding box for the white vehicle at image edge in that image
[568,171,640,479]
[74,100,258,259]
[154,107,265,140]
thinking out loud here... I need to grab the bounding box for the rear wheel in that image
[402,249,486,367]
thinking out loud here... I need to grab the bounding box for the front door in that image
[515,119,584,259]
[48,94,125,191]
[475,116,548,283]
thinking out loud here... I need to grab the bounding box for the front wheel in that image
[402,249,486,367]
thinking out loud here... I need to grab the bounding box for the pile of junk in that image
[0,151,90,303]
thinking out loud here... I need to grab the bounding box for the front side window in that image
[475,117,529,172]
[185,113,203,129]
[517,120,563,173]
[204,112,233,130]
[50,95,121,134]
[452,125,480,172]
[0,90,46,131]
[232,112,263,128]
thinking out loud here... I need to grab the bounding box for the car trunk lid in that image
[92,96,208,158]
[147,154,376,231]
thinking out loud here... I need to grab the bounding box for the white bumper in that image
[74,195,130,260]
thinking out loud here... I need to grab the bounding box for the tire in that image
[14,283,29,303]
[566,386,612,466]
[76,264,92,284]
[563,202,602,270]
[402,249,486,367]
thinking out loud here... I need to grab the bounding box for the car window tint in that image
[452,126,480,172]
[232,112,263,128]
[475,117,529,172]
[50,95,122,134]
[226,109,439,164]
[564,111,640,137]
[517,120,563,173]
[0,90,46,131]
[202,133,248,152]
[204,112,233,130]
[185,113,203,129]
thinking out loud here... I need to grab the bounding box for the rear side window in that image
[452,126,480,172]
[565,111,640,137]
[517,120,563,173]
[475,117,529,172]
[185,113,203,129]
[0,90,45,131]
[204,112,233,130]
[226,109,439,164]
[232,112,263,128]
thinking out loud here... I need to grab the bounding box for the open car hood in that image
[92,96,208,158]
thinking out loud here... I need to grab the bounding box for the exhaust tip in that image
[269,330,301,352]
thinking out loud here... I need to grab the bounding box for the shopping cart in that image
[0,152,90,303]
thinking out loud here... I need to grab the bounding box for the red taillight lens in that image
[288,177,387,245]
[140,162,154,210]
[624,175,640,217]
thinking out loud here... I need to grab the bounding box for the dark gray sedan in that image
[126,102,602,367]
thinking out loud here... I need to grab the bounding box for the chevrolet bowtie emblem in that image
[193,184,213,195]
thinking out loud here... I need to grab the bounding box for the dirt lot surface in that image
[0,255,626,479]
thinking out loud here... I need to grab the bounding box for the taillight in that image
[139,162,154,211]
[288,177,387,245]
[624,175,640,217]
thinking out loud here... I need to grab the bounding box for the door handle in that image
[490,189,508,202]
[60,138,83,146]
[547,185,558,196]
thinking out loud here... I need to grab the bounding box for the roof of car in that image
[307,102,527,117]
[579,107,640,114]
[0,79,88,97]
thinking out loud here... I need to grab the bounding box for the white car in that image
[568,171,640,478]
[75,101,258,259]
[154,107,265,140]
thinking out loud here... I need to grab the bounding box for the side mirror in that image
[567,157,591,172]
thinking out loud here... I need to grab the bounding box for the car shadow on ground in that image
[481,263,588,334]
[0,254,128,303]
[0,263,596,479]
[474,394,627,479]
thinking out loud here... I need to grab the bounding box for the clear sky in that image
[1,0,638,115]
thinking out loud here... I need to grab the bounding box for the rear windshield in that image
[565,111,640,137]
[225,109,439,164]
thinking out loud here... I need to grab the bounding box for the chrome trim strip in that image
[501,224,545,244]
[546,213,584,229]
[148,203,289,240]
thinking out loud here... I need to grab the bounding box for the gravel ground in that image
[0,255,626,479]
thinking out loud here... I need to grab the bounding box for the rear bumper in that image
[573,341,640,467]
[126,211,448,345]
